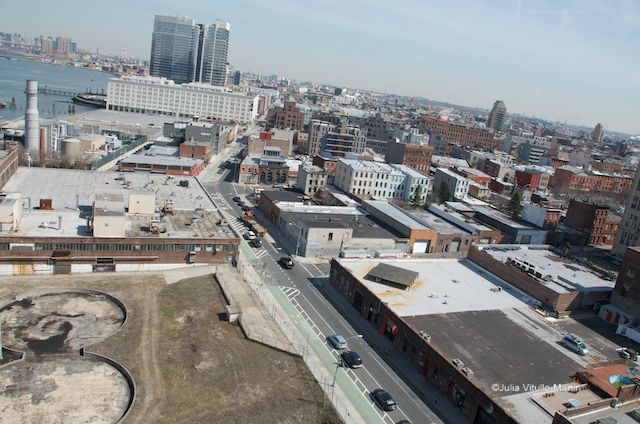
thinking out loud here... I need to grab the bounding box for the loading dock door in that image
[412,240,430,253]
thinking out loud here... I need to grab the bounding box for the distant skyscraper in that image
[592,123,604,143]
[488,100,507,132]
[201,20,231,86]
[233,70,241,85]
[150,15,201,84]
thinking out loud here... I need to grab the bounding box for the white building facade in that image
[334,159,408,200]
[106,76,259,122]
[390,164,431,204]
[434,167,471,200]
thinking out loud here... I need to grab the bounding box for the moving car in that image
[241,205,251,212]
[370,388,397,411]
[249,238,262,248]
[340,350,362,368]
[233,196,241,202]
[561,334,589,356]
[278,256,294,269]
[244,231,256,240]
[326,334,347,350]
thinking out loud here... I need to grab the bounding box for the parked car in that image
[249,238,262,248]
[370,388,397,411]
[326,334,347,350]
[233,196,241,202]
[561,334,589,356]
[244,231,256,240]
[278,256,294,269]
[340,350,362,368]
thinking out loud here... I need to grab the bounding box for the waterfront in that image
[0,58,110,122]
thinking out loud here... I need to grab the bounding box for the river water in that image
[0,57,110,122]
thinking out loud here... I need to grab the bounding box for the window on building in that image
[328,233,333,241]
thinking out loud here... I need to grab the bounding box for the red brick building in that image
[455,167,492,187]
[550,166,633,194]
[489,178,514,194]
[564,199,621,246]
[268,100,304,130]
[312,154,338,183]
[515,169,550,191]
[179,141,212,163]
[384,142,433,173]
[420,117,500,150]
[591,160,624,174]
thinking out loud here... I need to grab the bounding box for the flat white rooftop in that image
[1,167,225,238]
[477,245,615,293]
[337,258,533,316]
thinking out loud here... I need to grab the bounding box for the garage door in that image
[412,240,430,253]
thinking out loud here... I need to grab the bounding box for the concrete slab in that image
[0,356,130,424]
[215,264,297,355]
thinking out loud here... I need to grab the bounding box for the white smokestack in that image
[25,80,40,157]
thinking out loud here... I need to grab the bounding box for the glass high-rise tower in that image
[150,16,230,86]
[150,15,201,84]
[201,20,231,86]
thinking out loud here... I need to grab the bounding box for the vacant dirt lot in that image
[0,271,339,424]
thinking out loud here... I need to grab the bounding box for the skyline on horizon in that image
[2,0,639,135]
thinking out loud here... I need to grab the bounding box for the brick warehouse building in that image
[0,167,239,275]
[564,199,621,246]
[267,100,304,130]
[330,254,618,424]
[420,117,501,151]
[385,141,433,173]
[331,258,525,424]
[550,165,633,194]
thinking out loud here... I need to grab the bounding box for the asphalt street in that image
[200,142,451,424]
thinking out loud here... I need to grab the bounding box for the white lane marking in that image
[298,262,315,277]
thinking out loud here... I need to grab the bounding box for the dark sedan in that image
[370,388,397,411]
[340,350,362,368]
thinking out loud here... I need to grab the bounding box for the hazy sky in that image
[3,0,639,133]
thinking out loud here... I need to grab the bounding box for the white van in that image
[254,188,263,195]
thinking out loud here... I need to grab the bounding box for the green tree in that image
[508,192,523,217]
[411,185,423,206]
[437,182,452,204]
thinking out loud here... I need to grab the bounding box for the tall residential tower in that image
[201,20,231,86]
[592,123,604,143]
[150,15,230,86]
[487,100,507,132]
[150,15,202,84]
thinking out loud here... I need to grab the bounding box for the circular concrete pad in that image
[0,291,125,354]
[0,356,130,424]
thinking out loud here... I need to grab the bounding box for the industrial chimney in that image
[24,80,40,158]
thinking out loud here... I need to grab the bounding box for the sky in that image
[2,0,639,134]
